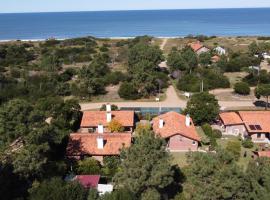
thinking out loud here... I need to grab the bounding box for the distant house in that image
[211,55,220,63]
[214,46,226,55]
[219,111,270,143]
[152,112,201,151]
[80,104,135,133]
[253,151,270,159]
[73,175,113,195]
[67,133,132,162]
[189,41,210,55]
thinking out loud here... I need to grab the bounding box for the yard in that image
[170,128,257,170]
[217,136,257,170]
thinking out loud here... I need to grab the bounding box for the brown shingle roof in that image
[219,112,243,126]
[80,111,134,127]
[66,133,131,156]
[152,112,200,141]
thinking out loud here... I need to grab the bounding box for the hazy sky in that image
[1,0,270,13]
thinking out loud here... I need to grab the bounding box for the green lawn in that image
[217,136,257,170]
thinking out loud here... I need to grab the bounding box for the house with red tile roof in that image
[219,111,270,143]
[73,175,113,195]
[67,104,134,162]
[219,112,246,138]
[152,112,201,152]
[189,41,210,55]
[80,104,134,133]
[67,133,131,162]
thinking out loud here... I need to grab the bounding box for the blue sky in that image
[0,0,270,13]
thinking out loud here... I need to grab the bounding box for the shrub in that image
[226,140,241,160]
[242,139,254,149]
[212,129,222,139]
[234,82,250,95]
[202,124,213,137]
[75,158,101,175]
[108,119,124,132]
[118,82,140,100]
[100,104,118,111]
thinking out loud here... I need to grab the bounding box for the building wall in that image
[224,124,246,138]
[168,134,198,151]
[250,133,270,143]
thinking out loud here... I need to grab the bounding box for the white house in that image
[214,46,226,55]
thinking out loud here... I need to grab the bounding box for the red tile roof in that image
[80,111,134,127]
[219,112,243,126]
[67,133,132,156]
[239,111,270,133]
[189,41,203,52]
[74,175,100,188]
[152,112,200,141]
[257,151,270,158]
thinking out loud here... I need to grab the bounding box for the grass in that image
[224,72,249,87]
[217,136,257,170]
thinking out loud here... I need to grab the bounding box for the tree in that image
[167,50,188,72]
[234,82,250,95]
[128,43,163,67]
[100,104,118,111]
[226,140,241,161]
[114,130,173,198]
[100,189,135,200]
[245,158,270,199]
[29,177,87,200]
[181,47,198,73]
[255,84,270,110]
[182,150,249,200]
[75,158,101,175]
[102,156,121,178]
[185,92,220,125]
[199,52,211,66]
[108,119,124,133]
[118,82,140,100]
[141,188,161,200]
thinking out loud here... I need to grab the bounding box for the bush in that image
[212,129,222,139]
[242,139,254,149]
[226,140,241,160]
[75,158,101,175]
[118,82,140,100]
[202,124,213,137]
[234,82,250,95]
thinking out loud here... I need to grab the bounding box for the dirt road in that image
[80,86,187,111]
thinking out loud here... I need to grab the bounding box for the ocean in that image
[0,8,270,40]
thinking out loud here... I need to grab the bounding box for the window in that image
[192,141,196,145]
[257,133,261,138]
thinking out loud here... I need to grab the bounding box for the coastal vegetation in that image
[1,35,270,199]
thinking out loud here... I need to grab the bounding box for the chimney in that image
[97,137,104,149]
[97,124,104,134]
[159,119,164,128]
[185,114,191,127]
[106,112,112,122]
[106,103,111,112]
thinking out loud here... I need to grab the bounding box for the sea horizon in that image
[1,7,270,14]
[1,8,270,40]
